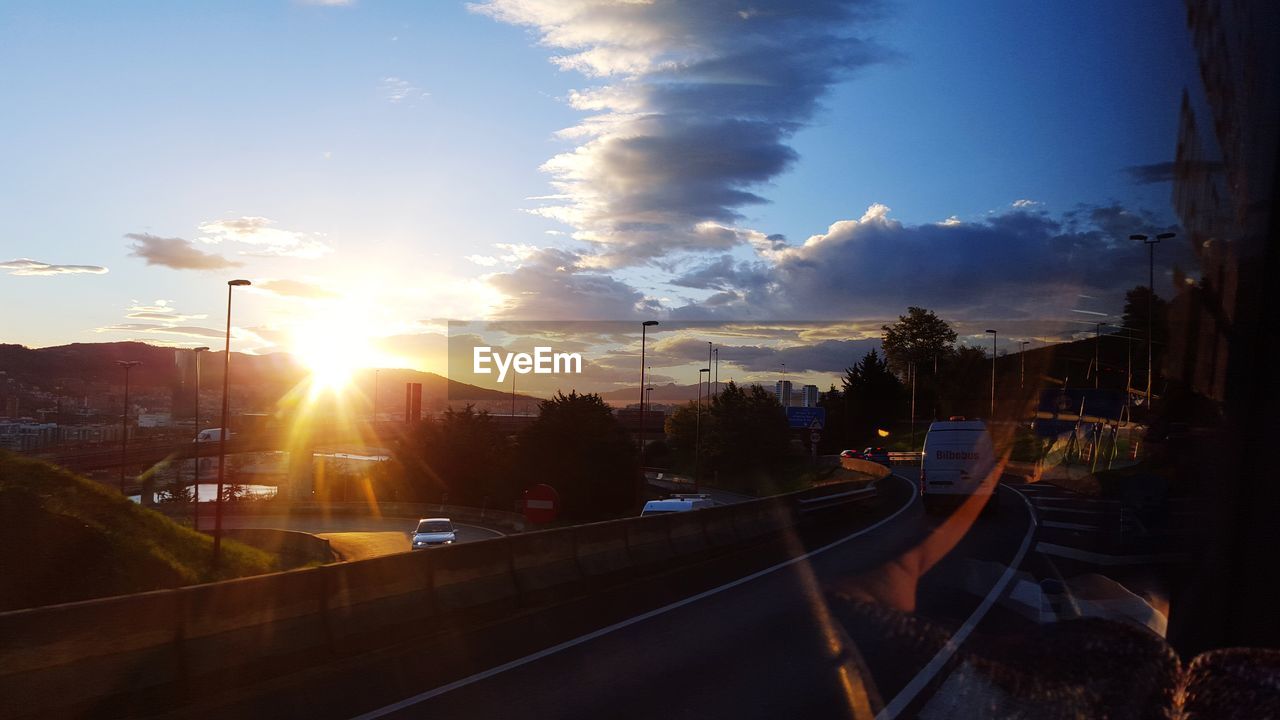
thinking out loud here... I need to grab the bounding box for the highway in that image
[161,473,1040,719]
[218,515,505,560]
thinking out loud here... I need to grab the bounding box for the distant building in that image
[774,380,793,407]
[801,385,820,408]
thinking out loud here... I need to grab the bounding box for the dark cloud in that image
[126,233,241,270]
[477,0,887,267]
[1,258,108,276]
[485,247,658,320]
[1124,162,1175,185]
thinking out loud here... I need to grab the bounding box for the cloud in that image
[0,258,108,276]
[1011,199,1039,208]
[484,246,660,320]
[1124,162,1175,184]
[125,299,207,322]
[381,76,428,104]
[198,217,332,258]
[93,323,226,339]
[474,0,887,267]
[256,279,338,299]
[126,234,241,270]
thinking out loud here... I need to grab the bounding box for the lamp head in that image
[228,279,251,287]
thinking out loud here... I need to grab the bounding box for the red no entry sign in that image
[523,483,560,524]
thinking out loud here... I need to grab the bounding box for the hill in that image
[0,341,534,405]
[0,451,276,611]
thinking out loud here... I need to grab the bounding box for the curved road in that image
[177,473,1040,719]
[218,515,505,560]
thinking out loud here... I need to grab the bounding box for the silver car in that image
[410,518,456,549]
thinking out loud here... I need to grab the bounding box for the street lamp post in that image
[191,346,209,528]
[1019,341,1029,389]
[713,347,718,397]
[213,279,251,567]
[116,360,141,495]
[1130,233,1175,407]
[706,342,713,406]
[985,330,998,418]
[637,321,659,456]
[696,367,710,491]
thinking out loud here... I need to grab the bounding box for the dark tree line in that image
[664,381,790,491]
[390,391,638,522]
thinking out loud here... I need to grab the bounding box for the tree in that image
[881,306,957,378]
[666,381,790,490]
[517,392,637,521]
[842,350,905,443]
[1121,286,1169,384]
[398,405,512,506]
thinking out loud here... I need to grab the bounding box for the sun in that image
[290,315,381,394]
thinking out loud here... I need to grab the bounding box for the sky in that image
[0,0,1199,394]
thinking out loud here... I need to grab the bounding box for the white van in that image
[921,419,997,512]
[194,428,230,443]
[640,494,715,516]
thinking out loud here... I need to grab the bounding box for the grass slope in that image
[0,451,276,611]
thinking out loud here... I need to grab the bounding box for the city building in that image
[801,385,820,408]
[773,380,793,407]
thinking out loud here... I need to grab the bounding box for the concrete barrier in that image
[0,480,874,719]
[323,551,434,652]
[703,510,740,547]
[181,567,328,678]
[666,511,709,555]
[625,514,673,566]
[0,589,183,716]
[511,527,582,597]
[222,528,334,565]
[573,520,631,577]
[430,538,517,611]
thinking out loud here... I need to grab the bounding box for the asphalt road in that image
[166,473,1037,719]
[217,515,505,560]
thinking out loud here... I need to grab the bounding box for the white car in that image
[920,419,997,513]
[410,518,456,549]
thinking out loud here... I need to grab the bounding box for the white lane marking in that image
[350,476,919,720]
[875,485,1038,719]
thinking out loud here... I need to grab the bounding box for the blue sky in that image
[0,0,1197,387]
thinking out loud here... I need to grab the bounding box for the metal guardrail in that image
[888,451,922,465]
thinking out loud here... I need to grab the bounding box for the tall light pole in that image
[213,279,251,567]
[637,321,659,455]
[985,330,997,418]
[191,346,209,528]
[1019,341,1029,390]
[706,342,713,406]
[1130,232,1175,407]
[116,360,141,495]
[696,367,710,491]
[713,347,718,397]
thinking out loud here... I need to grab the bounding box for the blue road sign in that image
[786,406,826,430]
